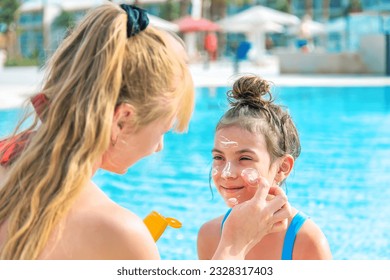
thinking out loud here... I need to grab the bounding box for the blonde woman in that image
[0,3,291,260]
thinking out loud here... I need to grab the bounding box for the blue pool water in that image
[1,86,390,260]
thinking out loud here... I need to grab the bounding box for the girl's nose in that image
[221,162,238,179]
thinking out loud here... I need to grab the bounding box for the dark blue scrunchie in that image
[120,4,149,38]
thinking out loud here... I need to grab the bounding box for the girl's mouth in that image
[220,186,244,193]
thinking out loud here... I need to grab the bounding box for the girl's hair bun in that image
[227,75,273,108]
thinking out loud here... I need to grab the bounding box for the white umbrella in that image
[217,6,300,58]
[218,5,300,27]
[219,21,284,34]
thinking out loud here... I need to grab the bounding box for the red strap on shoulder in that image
[0,138,17,165]
[0,131,36,167]
[0,93,46,167]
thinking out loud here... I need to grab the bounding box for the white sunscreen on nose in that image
[221,162,232,178]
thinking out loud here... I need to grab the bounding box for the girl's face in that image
[212,126,279,207]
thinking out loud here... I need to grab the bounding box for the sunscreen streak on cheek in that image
[241,168,260,184]
[240,169,274,200]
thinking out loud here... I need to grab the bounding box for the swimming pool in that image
[1,85,390,260]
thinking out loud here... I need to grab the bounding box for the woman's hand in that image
[212,176,291,259]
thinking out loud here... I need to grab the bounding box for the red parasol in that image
[174,16,221,33]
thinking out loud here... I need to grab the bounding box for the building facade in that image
[16,0,173,58]
[15,0,390,58]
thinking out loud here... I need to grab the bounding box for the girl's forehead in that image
[216,125,247,136]
[214,126,267,149]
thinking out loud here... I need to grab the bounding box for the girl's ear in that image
[111,103,135,142]
[274,155,294,184]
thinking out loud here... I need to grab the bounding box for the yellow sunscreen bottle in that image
[143,211,182,242]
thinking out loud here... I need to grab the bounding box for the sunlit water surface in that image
[1,86,389,259]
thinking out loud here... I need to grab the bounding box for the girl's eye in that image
[240,157,252,161]
[212,155,224,161]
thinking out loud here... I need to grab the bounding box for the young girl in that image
[198,75,332,260]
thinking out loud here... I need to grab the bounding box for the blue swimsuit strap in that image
[220,209,308,260]
[220,208,233,232]
[281,212,309,260]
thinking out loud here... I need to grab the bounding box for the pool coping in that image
[1,65,390,109]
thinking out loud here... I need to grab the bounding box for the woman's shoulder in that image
[44,186,159,259]
[294,212,332,260]
[83,202,159,259]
